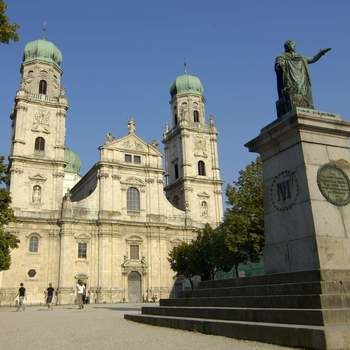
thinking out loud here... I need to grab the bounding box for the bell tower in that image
[8,38,68,216]
[163,72,223,227]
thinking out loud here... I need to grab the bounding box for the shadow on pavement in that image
[92,306,142,312]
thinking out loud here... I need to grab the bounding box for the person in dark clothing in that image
[45,283,55,310]
[83,283,87,304]
[15,283,26,311]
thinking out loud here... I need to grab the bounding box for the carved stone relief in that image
[270,170,299,211]
[194,137,208,157]
[121,140,131,149]
[40,70,48,77]
[120,139,145,151]
[29,174,47,182]
[32,109,50,134]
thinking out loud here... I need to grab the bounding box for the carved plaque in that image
[194,137,207,157]
[270,170,299,211]
[32,109,50,133]
[317,164,350,206]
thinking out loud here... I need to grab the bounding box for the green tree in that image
[192,224,233,281]
[0,156,18,271]
[222,157,264,276]
[0,0,20,44]
[168,224,234,283]
[168,241,198,289]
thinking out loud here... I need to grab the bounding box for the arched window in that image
[29,236,39,252]
[127,187,140,211]
[39,80,47,94]
[35,137,45,152]
[174,163,179,179]
[193,110,199,123]
[174,114,178,126]
[32,185,41,204]
[198,161,206,176]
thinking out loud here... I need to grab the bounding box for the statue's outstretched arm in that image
[308,48,331,64]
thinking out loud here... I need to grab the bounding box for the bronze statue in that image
[275,40,331,117]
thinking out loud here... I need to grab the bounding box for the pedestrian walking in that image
[83,283,87,304]
[76,279,85,309]
[86,289,91,304]
[15,283,26,311]
[55,289,59,305]
[44,283,55,310]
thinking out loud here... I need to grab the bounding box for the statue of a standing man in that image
[275,40,331,117]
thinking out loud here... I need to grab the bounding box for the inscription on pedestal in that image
[317,164,350,206]
[270,170,299,211]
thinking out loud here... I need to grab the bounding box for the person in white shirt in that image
[76,280,85,309]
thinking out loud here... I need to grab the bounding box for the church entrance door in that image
[128,271,142,302]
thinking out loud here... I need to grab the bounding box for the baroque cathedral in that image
[0,37,223,304]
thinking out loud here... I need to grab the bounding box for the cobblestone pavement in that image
[0,304,295,350]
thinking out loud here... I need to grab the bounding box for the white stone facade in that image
[0,40,223,305]
[163,91,223,227]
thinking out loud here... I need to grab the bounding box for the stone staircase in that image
[125,270,350,349]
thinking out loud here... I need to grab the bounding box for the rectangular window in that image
[125,154,132,163]
[127,187,140,211]
[133,155,141,164]
[130,245,139,260]
[78,242,87,259]
[174,163,179,179]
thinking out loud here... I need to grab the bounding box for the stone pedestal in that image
[246,108,350,274]
[125,108,350,350]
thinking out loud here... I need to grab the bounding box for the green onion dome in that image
[23,38,62,67]
[64,147,81,174]
[170,73,204,98]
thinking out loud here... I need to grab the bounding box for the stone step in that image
[141,306,350,326]
[179,280,350,298]
[124,313,329,349]
[198,269,350,290]
[160,293,350,309]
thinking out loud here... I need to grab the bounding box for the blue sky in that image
[1,1,349,195]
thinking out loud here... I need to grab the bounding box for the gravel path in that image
[0,303,295,350]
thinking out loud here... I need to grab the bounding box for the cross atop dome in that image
[41,21,47,39]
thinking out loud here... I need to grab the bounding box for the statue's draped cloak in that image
[275,53,313,107]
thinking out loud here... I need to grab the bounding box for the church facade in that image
[0,38,223,305]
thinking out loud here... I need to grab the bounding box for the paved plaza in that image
[0,303,296,350]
